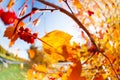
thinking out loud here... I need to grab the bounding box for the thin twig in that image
[13,8,57,35]
[32,8,58,12]
[63,0,74,14]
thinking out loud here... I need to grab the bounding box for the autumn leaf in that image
[4,20,25,47]
[4,26,15,39]
[34,64,47,73]
[93,73,104,80]
[32,18,40,27]
[9,32,19,47]
[40,30,82,62]
[59,0,63,3]
[27,69,34,80]
[87,10,94,16]
[66,58,82,80]
[72,0,82,9]
[28,49,35,59]
[19,4,28,17]
[104,52,115,65]
[41,30,72,54]
[7,0,15,10]
[40,30,72,62]
[0,0,3,3]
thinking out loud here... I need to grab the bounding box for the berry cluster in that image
[0,8,18,25]
[18,27,38,44]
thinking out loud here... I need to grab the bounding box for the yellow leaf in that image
[7,0,15,10]
[41,30,81,61]
[34,64,47,73]
[59,0,63,2]
[73,0,82,9]
[41,30,72,61]
[27,69,34,80]
[41,30,72,53]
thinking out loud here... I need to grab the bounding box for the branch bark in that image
[37,0,99,51]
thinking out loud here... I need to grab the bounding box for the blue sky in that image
[0,0,83,59]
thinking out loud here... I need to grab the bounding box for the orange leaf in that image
[19,4,28,17]
[33,18,40,26]
[93,74,104,80]
[79,76,86,80]
[0,0,3,2]
[4,26,15,39]
[104,52,115,64]
[67,59,82,80]
[9,32,19,47]
[73,0,82,9]
[28,49,35,59]
[7,0,15,10]
[4,20,25,47]
[59,0,63,2]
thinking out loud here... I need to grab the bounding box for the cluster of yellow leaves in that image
[27,68,45,80]
[41,30,82,62]
[27,30,84,80]
[70,0,120,79]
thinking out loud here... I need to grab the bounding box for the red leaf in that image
[87,10,94,16]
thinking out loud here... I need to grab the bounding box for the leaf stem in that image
[63,0,74,14]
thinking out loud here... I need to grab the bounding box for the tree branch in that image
[36,1,120,80]
[37,0,99,51]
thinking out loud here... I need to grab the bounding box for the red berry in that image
[29,37,34,44]
[19,27,24,32]
[0,8,4,17]
[25,28,31,33]
[33,33,38,39]
[1,11,18,25]
[19,33,25,39]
